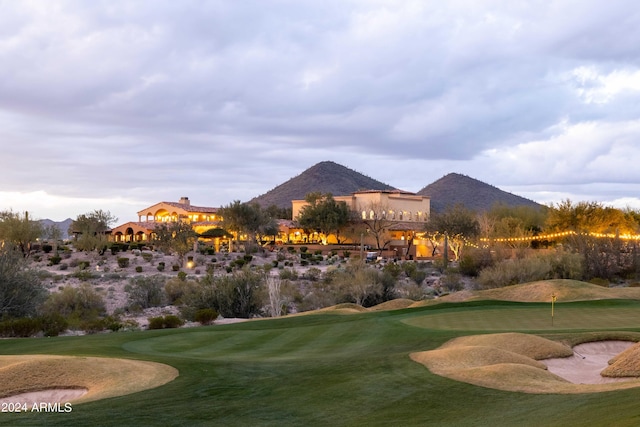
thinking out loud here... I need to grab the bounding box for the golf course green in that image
[2,283,640,426]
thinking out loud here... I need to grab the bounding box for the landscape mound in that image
[0,355,178,404]
[427,279,640,304]
[369,299,415,311]
[602,342,640,377]
[411,333,640,394]
[440,332,573,359]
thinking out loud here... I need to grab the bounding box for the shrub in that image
[163,315,184,328]
[177,271,187,281]
[41,284,106,329]
[59,263,68,271]
[49,255,62,266]
[279,268,298,280]
[157,262,165,272]
[135,266,143,273]
[243,254,253,263]
[141,252,153,262]
[71,270,96,281]
[172,264,180,271]
[194,308,218,325]
[299,246,308,253]
[41,313,68,337]
[302,267,322,281]
[477,250,583,289]
[117,257,130,268]
[127,275,166,308]
[459,248,494,277]
[0,318,42,338]
[42,244,53,253]
[147,316,165,330]
[148,315,184,329]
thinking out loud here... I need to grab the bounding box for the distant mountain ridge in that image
[40,218,73,240]
[418,173,543,213]
[249,162,543,214]
[249,161,396,208]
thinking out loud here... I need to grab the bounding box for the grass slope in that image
[2,297,640,425]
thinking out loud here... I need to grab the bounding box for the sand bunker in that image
[411,333,640,394]
[0,355,178,405]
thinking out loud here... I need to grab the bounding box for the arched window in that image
[362,210,366,220]
[369,210,375,220]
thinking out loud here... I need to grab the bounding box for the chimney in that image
[179,197,190,206]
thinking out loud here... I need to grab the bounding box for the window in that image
[369,210,375,220]
[362,210,366,220]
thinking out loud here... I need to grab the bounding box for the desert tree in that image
[220,201,278,250]
[69,209,117,252]
[425,204,480,261]
[296,192,350,244]
[0,243,47,318]
[355,201,401,250]
[0,210,43,257]
[152,219,197,265]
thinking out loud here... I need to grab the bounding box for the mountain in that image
[40,218,73,240]
[249,161,396,208]
[417,173,543,214]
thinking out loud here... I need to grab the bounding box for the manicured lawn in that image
[2,300,640,426]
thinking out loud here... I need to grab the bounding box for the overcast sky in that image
[2,0,640,222]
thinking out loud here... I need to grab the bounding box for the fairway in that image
[2,299,640,426]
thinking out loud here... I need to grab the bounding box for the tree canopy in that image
[0,210,43,257]
[296,193,350,243]
[219,201,279,247]
[69,209,117,251]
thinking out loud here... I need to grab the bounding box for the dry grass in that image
[440,333,573,359]
[368,299,415,311]
[602,343,640,377]
[410,279,640,306]
[0,355,178,403]
[411,332,640,394]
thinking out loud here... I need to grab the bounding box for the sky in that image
[2,0,640,223]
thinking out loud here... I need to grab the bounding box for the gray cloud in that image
[2,0,640,220]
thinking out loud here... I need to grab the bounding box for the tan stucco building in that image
[110,197,221,242]
[290,190,431,257]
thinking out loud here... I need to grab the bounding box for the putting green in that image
[404,303,640,331]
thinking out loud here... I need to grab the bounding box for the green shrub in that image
[41,313,68,337]
[177,271,187,281]
[148,316,165,330]
[172,264,180,271]
[279,268,299,280]
[71,270,96,281]
[135,266,143,273]
[141,252,153,262]
[148,315,184,329]
[117,257,130,268]
[59,263,68,271]
[49,255,62,265]
[243,254,253,263]
[194,308,218,325]
[42,244,53,253]
[157,262,165,272]
[0,318,42,338]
